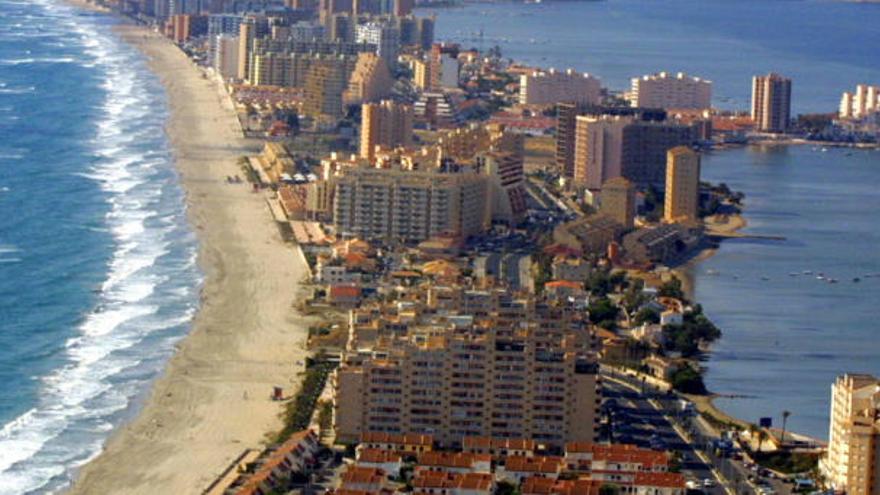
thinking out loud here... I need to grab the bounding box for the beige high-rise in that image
[751,73,792,133]
[664,146,700,223]
[333,165,489,243]
[601,177,636,229]
[821,374,880,495]
[360,100,413,159]
[334,292,600,449]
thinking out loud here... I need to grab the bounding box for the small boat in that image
[816,275,825,280]
[789,272,799,277]
[828,278,838,284]
[821,148,829,152]
[803,270,813,275]
[761,276,770,281]
[853,277,861,283]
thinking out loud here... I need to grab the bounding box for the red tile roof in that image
[505,455,563,474]
[360,432,434,447]
[417,451,491,469]
[357,448,403,464]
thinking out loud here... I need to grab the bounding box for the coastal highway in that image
[603,370,793,495]
[602,377,731,495]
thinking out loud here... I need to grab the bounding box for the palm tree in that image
[748,424,759,452]
[781,410,792,446]
[756,429,768,453]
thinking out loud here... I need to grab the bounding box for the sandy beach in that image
[68,22,311,495]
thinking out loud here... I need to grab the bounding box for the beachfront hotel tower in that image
[821,374,880,495]
[751,73,792,133]
[664,146,700,224]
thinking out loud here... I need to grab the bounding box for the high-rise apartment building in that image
[751,73,792,133]
[572,115,629,190]
[417,16,435,51]
[629,72,712,110]
[520,69,601,106]
[413,59,431,91]
[333,166,490,243]
[664,146,700,223]
[600,177,636,230]
[555,102,587,180]
[237,15,269,80]
[478,152,528,225]
[303,59,350,120]
[207,13,243,37]
[360,100,414,159]
[334,291,600,449]
[821,374,880,495]
[211,34,240,79]
[556,105,670,181]
[571,115,696,189]
[345,53,393,105]
[356,22,401,67]
[840,84,880,119]
[620,120,697,187]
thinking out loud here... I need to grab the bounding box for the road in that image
[602,377,729,495]
[603,370,792,495]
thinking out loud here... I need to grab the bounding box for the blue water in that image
[420,0,880,439]
[689,146,880,440]
[0,1,201,493]
[420,0,880,113]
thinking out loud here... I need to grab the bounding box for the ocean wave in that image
[0,56,80,66]
[0,86,36,95]
[0,1,202,493]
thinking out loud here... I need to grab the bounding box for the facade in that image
[620,120,697,187]
[207,13,243,37]
[333,293,600,449]
[211,34,240,79]
[356,21,401,66]
[821,374,880,495]
[555,102,585,179]
[345,52,393,105]
[840,84,880,119]
[478,152,528,225]
[600,177,636,230]
[572,115,629,190]
[303,58,350,120]
[332,166,490,243]
[664,146,700,223]
[519,69,601,106]
[553,214,626,256]
[629,72,712,110]
[751,73,792,133]
[360,100,414,159]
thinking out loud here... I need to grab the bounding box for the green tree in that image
[599,483,621,495]
[588,297,619,329]
[671,365,707,395]
[657,277,685,300]
[634,307,660,325]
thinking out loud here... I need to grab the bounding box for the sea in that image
[419,0,880,439]
[0,0,201,493]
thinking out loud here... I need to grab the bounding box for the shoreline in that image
[67,17,312,495]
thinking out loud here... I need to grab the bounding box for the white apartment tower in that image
[840,84,880,119]
[519,69,601,106]
[629,72,712,110]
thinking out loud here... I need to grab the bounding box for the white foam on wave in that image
[0,2,202,493]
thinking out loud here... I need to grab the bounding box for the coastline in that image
[67,19,312,495]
